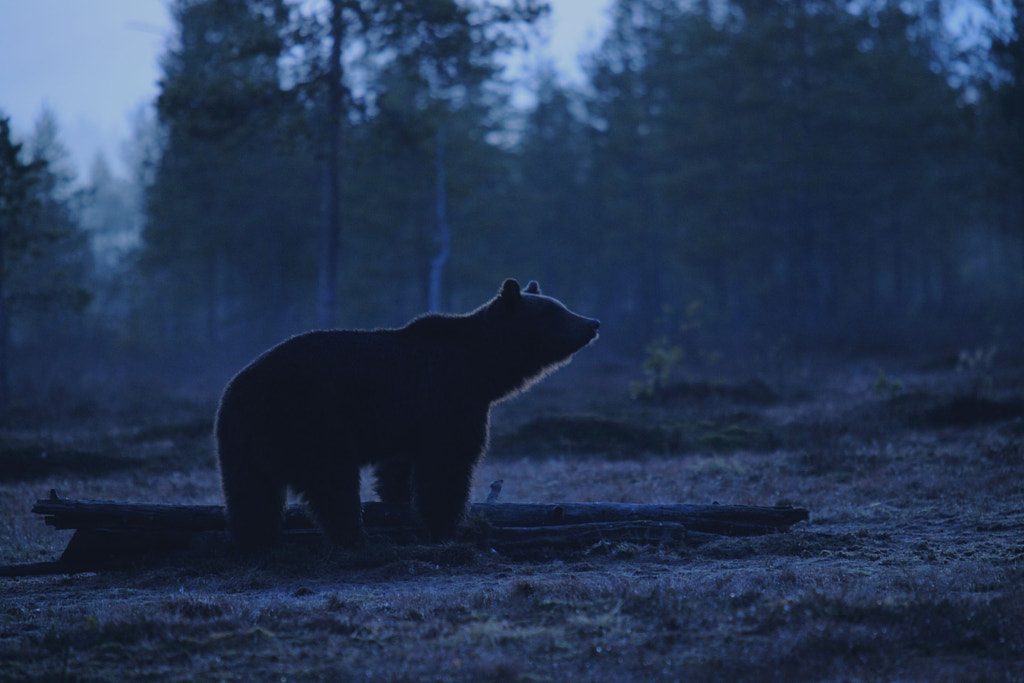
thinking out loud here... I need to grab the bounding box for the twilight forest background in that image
[1,0,1023,417]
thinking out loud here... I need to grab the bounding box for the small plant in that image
[754,332,791,390]
[631,301,721,401]
[630,336,684,400]
[872,368,904,399]
[956,345,997,399]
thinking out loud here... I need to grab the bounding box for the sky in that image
[0,0,612,181]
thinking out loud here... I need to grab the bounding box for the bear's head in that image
[492,278,599,371]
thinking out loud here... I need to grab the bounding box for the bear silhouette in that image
[215,278,599,551]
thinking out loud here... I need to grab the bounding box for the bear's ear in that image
[499,278,521,301]
[524,281,541,295]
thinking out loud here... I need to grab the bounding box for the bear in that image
[215,278,599,551]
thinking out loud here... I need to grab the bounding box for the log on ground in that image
[3,491,810,576]
[33,491,809,536]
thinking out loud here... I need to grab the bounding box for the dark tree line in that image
[0,110,91,412]
[135,0,1022,364]
[576,0,1013,353]
[2,0,1023,410]
[142,0,545,358]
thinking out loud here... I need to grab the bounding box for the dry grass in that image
[1,356,1023,682]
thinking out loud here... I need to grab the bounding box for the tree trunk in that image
[0,222,7,415]
[32,495,809,535]
[317,0,344,329]
[206,250,225,344]
[3,494,811,574]
[428,129,449,312]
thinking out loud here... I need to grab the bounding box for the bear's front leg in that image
[412,455,476,542]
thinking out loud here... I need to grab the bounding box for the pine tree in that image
[0,110,92,411]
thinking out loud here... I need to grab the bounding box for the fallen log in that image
[32,491,809,536]
[485,521,723,551]
[470,501,808,535]
[0,490,809,576]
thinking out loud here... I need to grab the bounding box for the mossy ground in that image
[1,356,1022,682]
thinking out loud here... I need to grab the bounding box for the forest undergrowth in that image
[1,353,1022,682]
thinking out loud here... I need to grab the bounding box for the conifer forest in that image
[0,0,1022,401]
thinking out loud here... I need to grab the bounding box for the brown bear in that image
[215,278,599,551]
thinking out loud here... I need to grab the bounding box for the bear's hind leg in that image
[299,462,366,547]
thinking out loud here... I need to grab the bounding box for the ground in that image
[0,352,1022,682]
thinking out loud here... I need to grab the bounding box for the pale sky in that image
[0,0,612,181]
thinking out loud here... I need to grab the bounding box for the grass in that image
[492,414,779,457]
[1,356,1023,681]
